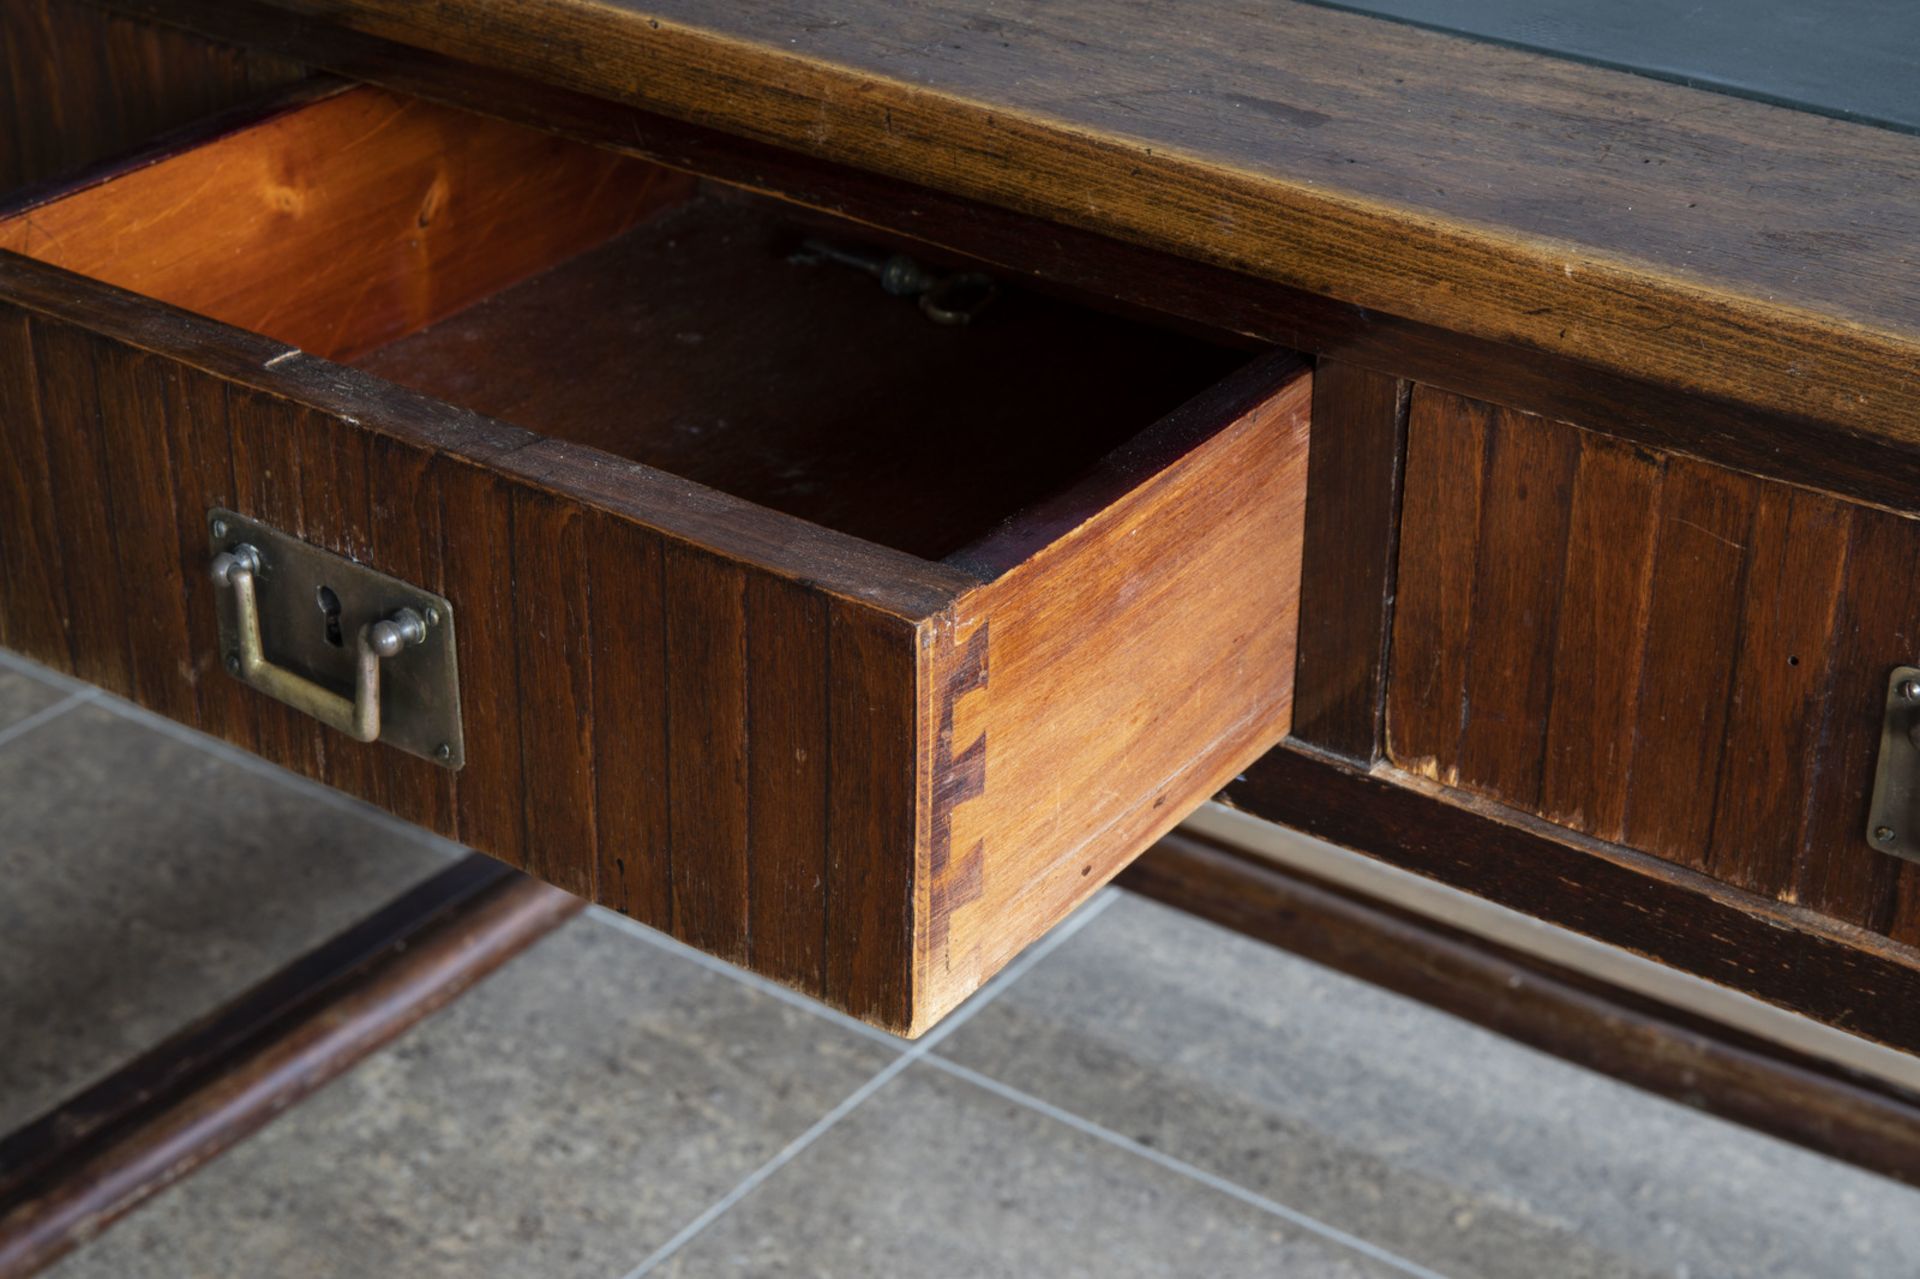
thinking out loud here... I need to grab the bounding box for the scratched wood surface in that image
[69,0,1920,526]
[1387,385,1920,944]
[98,0,1920,456]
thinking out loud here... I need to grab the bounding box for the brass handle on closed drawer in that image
[210,544,426,744]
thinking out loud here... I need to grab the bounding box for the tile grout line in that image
[0,647,466,861]
[922,1055,1456,1279]
[587,906,905,1049]
[0,687,101,752]
[0,647,93,693]
[614,891,1120,1278]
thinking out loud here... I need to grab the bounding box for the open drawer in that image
[0,85,1310,1033]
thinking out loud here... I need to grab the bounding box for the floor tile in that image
[936,893,1920,1279]
[0,704,456,1130]
[653,1064,1398,1279]
[47,914,897,1279]
[0,666,67,733]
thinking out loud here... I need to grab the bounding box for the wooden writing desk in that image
[5,0,1919,1050]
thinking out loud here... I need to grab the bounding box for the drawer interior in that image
[0,84,1244,563]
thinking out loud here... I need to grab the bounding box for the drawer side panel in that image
[917,362,1312,1030]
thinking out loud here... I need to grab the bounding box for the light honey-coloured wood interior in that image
[1,83,1243,560]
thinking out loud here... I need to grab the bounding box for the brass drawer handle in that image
[210,544,426,744]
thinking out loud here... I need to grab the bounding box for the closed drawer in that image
[0,85,1310,1033]
[1385,384,1920,950]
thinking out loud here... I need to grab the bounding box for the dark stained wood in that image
[0,310,69,667]
[1797,515,1920,928]
[1622,461,1757,872]
[1454,395,1578,808]
[31,321,132,698]
[1,97,1313,1028]
[1384,390,1486,782]
[662,544,750,959]
[0,85,691,362]
[1538,434,1664,842]
[1896,874,1920,949]
[1122,831,1920,1191]
[824,603,922,1031]
[95,0,1920,452]
[89,346,196,722]
[224,386,328,782]
[509,493,598,901]
[1223,743,1920,1058]
[1388,391,1920,938]
[1706,488,1853,898]
[363,432,456,831]
[0,857,580,1279]
[89,0,1920,518]
[1283,360,1406,762]
[587,514,670,933]
[0,854,509,1206]
[159,358,257,750]
[353,188,1243,561]
[745,572,831,995]
[0,0,305,193]
[296,400,381,809]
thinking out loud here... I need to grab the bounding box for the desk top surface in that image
[168,0,1920,447]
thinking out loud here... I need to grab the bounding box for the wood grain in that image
[1454,401,1578,809]
[1385,390,1488,783]
[0,0,304,193]
[1287,360,1407,762]
[0,858,578,1279]
[918,353,1311,1030]
[354,188,1241,560]
[1388,387,1920,937]
[744,573,830,994]
[1224,744,1920,1058]
[1,130,1312,1029]
[509,493,599,900]
[1123,831,1920,1191]
[0,84,689,361]
[101,0,1920,449]
[1538,434,1663,842]
[0,310,69,667]
[75,0,1920,521]
[32,320,133,698]
[586,514,671,932]
[663,544,750,959]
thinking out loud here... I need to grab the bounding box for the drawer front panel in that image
[0,279,930,1025]
[1386,385,1920,942]
[0,250,1308,1034]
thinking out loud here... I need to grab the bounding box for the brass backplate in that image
[207,509,463,769]
[1866,666,1920,862]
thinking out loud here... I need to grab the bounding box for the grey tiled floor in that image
[4,650,1920,1278]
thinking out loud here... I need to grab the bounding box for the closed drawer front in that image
[1385,384,1920,948]
[0,85,1311,1033]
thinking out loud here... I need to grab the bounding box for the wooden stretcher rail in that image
[1124,832,1920,1190]
[0,855,580,1279]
